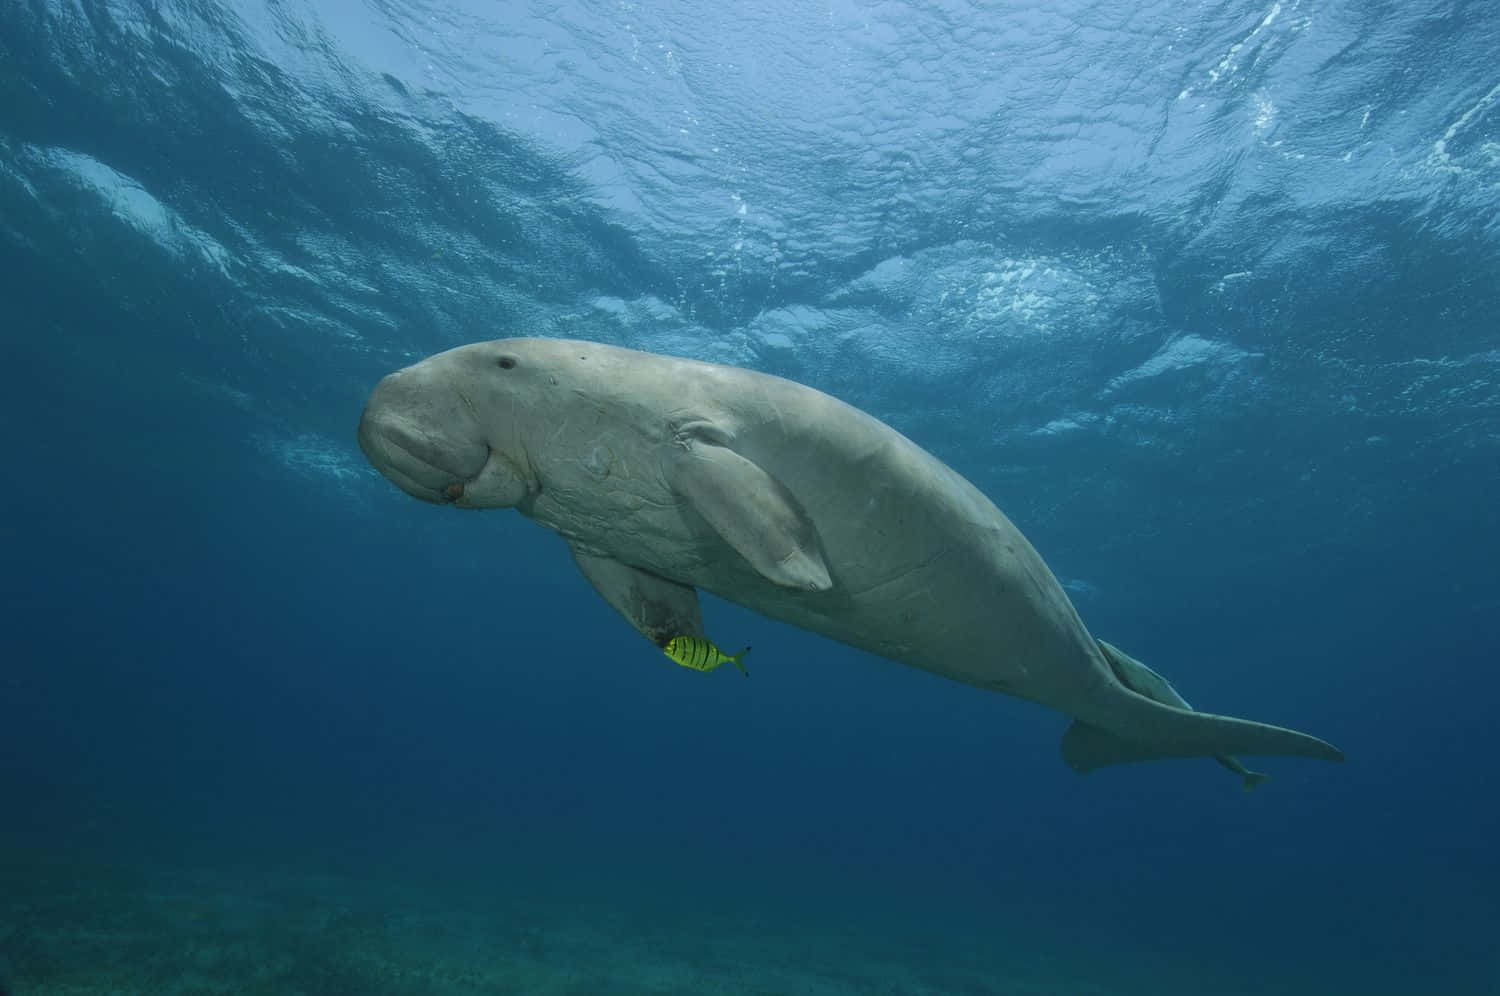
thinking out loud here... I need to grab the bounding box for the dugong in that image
[357,338,1343,781]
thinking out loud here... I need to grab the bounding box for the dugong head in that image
[357,340,546,509]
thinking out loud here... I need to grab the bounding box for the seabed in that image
[0,846,1241,995]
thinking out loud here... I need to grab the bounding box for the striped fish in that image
[662,636,750,676]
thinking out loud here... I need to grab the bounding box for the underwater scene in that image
[2,1,1497,993]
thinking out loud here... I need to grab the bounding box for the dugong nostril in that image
[441,481,465,503]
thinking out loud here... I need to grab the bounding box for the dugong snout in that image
[357,371,489,504]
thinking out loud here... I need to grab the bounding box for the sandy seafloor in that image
[3,846,1282,996]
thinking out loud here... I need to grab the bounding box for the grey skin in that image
[1094,641,1272,790]
[358,338,1344,781]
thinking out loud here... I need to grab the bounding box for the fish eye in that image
[496,355,517,370]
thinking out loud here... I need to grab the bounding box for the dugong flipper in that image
[357,338,1344,783]
[669,436,833,592]
[569,545,705,647]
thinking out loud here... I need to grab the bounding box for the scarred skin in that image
[357,338,1343,778]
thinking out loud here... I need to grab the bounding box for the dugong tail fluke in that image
[1063,641,1345,776]
[1212,750,1273,791]
[1060,705,1343,774]
[1230,766,1274,792]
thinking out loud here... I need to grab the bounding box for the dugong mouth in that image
[356,410,487,505]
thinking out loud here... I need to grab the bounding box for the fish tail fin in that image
[730,645,751,676]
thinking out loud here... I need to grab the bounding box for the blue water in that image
[2,1,1498,993]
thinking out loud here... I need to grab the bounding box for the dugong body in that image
[358,338,1343,780]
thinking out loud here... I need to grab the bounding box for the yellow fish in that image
[663,636,750,676]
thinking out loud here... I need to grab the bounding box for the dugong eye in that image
[496,355,517,370]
